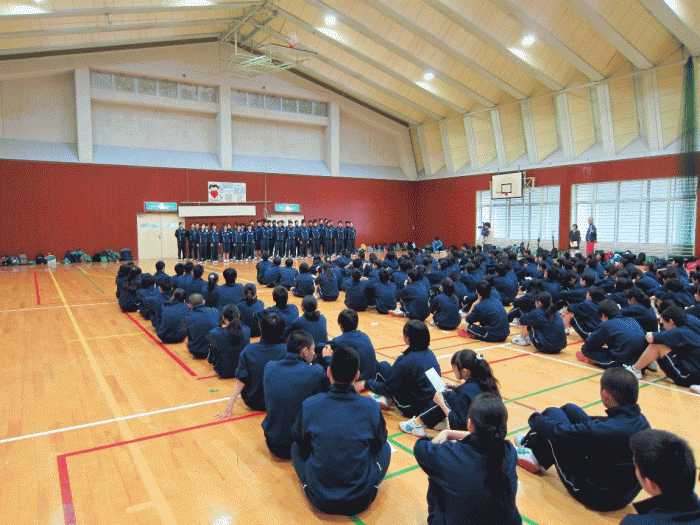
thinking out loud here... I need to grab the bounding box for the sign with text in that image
[208,182,246,202]
[144,202,177,212]
[275,203,300,213]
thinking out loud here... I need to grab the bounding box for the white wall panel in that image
[92,101,216,153]
[338,111,400,166]
[231,117,325,161]
[1,72,76,143]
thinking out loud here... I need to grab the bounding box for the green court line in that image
[388,432,403,439]
[79,268,106,294]
[522,516,540,525]
[505,372,602,404]
[388,436,415,456]
[384,464,421,480]
[349,515,366,525]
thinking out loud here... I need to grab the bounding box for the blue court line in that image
[79,268,106,294]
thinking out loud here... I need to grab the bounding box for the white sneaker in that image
[623,364,643,380]
[647,360,659,371]
[517,446,543,474]
[514,432,527,447]
[565,327,571,335]
[509,318,520,326]
[399,418,426,437]
[511,336,531,346]
[690,385,700,394]
[370,393,390,410]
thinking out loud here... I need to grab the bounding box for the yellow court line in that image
[126,501,156,514]
[67,332,144,343]
[49,270,177,524]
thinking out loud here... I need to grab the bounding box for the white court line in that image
[0,301,118,313]
[0,396,230,445]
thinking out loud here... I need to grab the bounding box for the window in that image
[476,186,560,248]
[570,177,697,258]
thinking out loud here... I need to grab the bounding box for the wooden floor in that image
[1,258,699,525]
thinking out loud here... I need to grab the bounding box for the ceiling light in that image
[521,34,536,47]
[325,14,336,26]
[508,47,530,63]
[1,4,46,14]
[423,71,434,81]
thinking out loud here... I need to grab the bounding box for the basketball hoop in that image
[496,183,513,198]
[286,30,299,48]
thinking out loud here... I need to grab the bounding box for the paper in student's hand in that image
[425,368,446,393]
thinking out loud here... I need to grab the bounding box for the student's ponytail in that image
[627,286,651,309]
[323,264,334,283]
[165,288,186,306]
[441,278,458,304]
[242,283,257,306]
[536,291,556,322]
[221,304,244,346]
[207,272,219,293]
[468,394,511,514]
[451,349,500,397]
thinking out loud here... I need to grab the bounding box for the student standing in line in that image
[187,222,198,260]
[245,224,255,260]
[414,393,521,525]
[400,349,501,437]
[260,220,271,256]
[198,223,208,262]
[234,224,245,261]
[221,223,232,263]
[620,429,700,524]
[216,313,287,415]
[261,330,329,459]
[311,220,321,256]
[291,346,390,516]
[346,221,356,254]
[175,222,187,261]
[254,219,263,259]
[515,367,651,512]
[299,219,310,259]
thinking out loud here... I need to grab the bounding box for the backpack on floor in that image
[36,254,47,264]
[120,248,133,262]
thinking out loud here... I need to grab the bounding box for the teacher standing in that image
[585,217,597,255]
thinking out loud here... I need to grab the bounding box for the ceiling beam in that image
[358,0,522,101]
[488,0,604,81]
[422,0,563,91]
[296,0,476,110]
[272,5,463,115]
[0,17,240,40]
[251,24,441,120]
[0,33,220,60]
[637,0,700,56]
[565,0,654,69]
[239,13,276,45]
[0,1,265,20]
[221,4,261,43]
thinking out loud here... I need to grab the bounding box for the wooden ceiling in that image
[0,0,698,128]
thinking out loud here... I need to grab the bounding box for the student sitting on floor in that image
[342,268,369,311]
[458,281,510,343]
[261,330,329,460]
[136,273,158,320]
[183,264,207,300]
[576,299,647,367]
[118,266,142,312]
[429,278,462,330]
[391,267,431,320]
[515,367,651,512]
[216,313,287,416]
[286,295,328,348]
[256,286,299,328]
[256,252,272,285]
[291,346,391,516]
[620,429,700,524]
[326,308,377,381]
[511,292,567,354]
[355,320,440,416]
[621,287,658,333]
[279,258,298,290]
[156,288,189,344]
[202,273,220,310]
[237,283,265,338]
[369,268,398,314]
[508,279,544,324]
[400,349,501,437]
[153,260,169,287]
[216,267,244,310]
[624,306,700,388]
[170,263,185,290]
[206,304,250,379]
[562,285,605,340]
[414,393,521,525]
[263,257,282,288]
[182,293,220,359]
[292,262,315,298]
[315,264,339,301]
[144,278,172,328]
[115,264,130,299]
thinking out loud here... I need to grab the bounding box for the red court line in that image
[567,340,584,346]
[196,375,219,380]
[56,412,264,525]
[34,271,41,305]
[124,313,198,377]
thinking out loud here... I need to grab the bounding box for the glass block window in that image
[199,86,218,103]
[313,101,328,116]
[137,77,157,96]
[90,71,113,90]
[250,92,265,109]
[178,83,198,101]
[113,74,135,93]
[298,99,313,114]
[232,90,247,107]
[90,70,217,103]
[571,177,697,258]
[158,80,178,98]
[265,95,281,111]
[477,186,560,247]
[282,97,297,112]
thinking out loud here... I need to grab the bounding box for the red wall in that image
[0,159,416,260]
[412,154,700,254]
[1,154,698,261]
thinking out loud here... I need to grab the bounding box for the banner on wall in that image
[208,182,247,203]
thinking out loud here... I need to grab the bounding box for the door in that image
[137,213,182,261]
